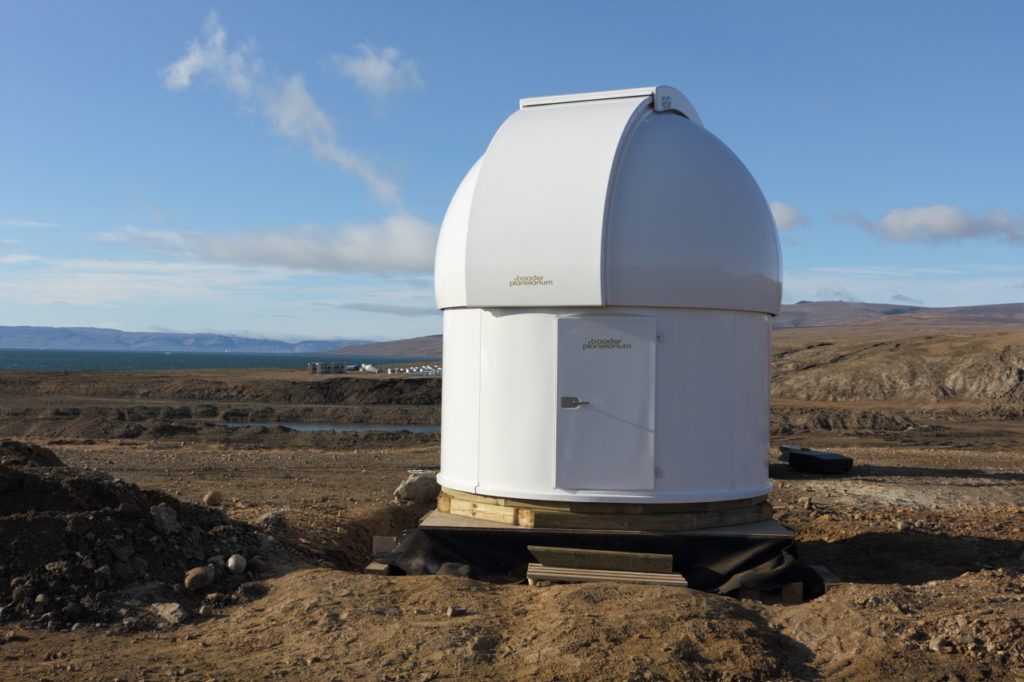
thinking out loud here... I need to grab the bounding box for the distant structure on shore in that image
[308,362,352,374]
[387,364,442,376]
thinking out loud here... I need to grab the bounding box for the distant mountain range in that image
[11,302,1023,357]
[773,301,1024,329]
[333,335,443,358]
[335,301,1024,356]
[0,326,369,354]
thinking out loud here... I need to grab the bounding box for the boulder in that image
[393,474,440,505]
[184,565,216,590]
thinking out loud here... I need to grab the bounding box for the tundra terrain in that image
[1,327,1024,680]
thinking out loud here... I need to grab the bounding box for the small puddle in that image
[221,421,439,433]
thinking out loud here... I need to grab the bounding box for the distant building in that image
[308,362,347,374]
[387,365,443,376]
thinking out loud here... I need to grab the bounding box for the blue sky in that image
[1,2,1022,341]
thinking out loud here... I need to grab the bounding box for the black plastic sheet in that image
[374,526,824,598]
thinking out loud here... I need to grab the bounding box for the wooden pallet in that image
[418,510,794,540]
[437,488,772,531]
[527,563,688,587]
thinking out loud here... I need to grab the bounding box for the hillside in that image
[0,325,367,354]
[772,330,1024,403]
[333,334,442,358]
[333,301,1024,357]
[774,301,1024,339]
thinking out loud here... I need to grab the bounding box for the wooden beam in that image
[364,561,392,575]
[811,565,844,593]
[448,497,519,524]
[526,563,687,587]
[524,502,771,531]
[527,546,674,573]
[781,582,804,604]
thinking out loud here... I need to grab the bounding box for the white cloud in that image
[811,265,915,279]
[844,204,1024,243]
[95,224,188,254]
[0,254,37,264]
[103,214,438,273]
[317,302,438,317]
[0,258,291,307]
[159,11,256,94]
[769,201,807,230]
[161,12,398,204]
[815,284,858,301]
[0,219,58,228]
[332,44,424,97]
[783,265,1024,307]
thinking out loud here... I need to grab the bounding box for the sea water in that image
[0,348,438,371]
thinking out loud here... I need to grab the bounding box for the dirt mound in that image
[772,407,918,436]
[0,443,315,630]
[0,440,65,467]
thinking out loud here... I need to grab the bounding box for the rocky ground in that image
[0,346,1023,680]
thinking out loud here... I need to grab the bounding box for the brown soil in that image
[1,349,1024,680]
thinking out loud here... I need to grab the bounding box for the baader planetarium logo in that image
[508,274,553,287]
[582,338,632,350]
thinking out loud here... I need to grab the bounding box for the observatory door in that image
[555,315,656,490]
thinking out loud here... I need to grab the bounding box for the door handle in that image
[560,396,590,409]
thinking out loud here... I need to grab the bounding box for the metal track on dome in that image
[519,86,703,127]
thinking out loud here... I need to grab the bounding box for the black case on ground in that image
[780,445,853,474]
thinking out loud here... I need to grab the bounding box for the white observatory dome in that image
[434,86,781,504]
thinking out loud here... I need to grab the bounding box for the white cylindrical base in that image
[438,306,772,504]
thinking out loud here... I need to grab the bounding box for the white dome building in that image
[434,86,781,506]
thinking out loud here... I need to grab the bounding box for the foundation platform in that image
[436,487,773,531]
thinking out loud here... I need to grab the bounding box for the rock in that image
[202,490,223,506]
[197,605,214,617]
[393,474,441,505]
[257,508,287,527]
[112,544,134,562]
[248,558,270,576]
[929,636,951,653]
[799,497,812,510]
[150,503,181,535]
[897,521,913,532]
[65,515,89,535]
[112,561,135,580]
[446,606,466,617]
[184,565,216,590]
[227,554,247,576]
[437,562,471,577]
[153,602,186,625]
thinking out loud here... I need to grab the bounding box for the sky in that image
[1,2,1022,341]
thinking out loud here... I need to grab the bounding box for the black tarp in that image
[374,526,824,598]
